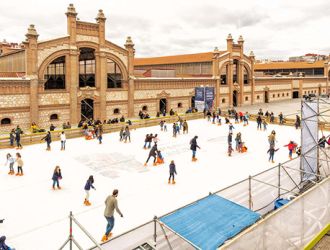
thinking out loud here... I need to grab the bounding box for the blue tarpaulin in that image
[160,194,260,250]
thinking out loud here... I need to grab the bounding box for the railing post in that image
[153,216,157,247]
[248,175,252,210]
[278,164,281,198]
[69,211,73,250]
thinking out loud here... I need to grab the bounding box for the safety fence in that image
[87,155,329,250]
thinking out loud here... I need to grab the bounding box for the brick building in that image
[0,4,329,132]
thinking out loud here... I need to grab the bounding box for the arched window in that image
[245,96,248,101]
[114,108,120,114]
[1,118,11,125]
[44,56,65,90]
[177,102,183,108]
[142,106,148,111]
[220,65,227,85]
[79,48,95,88]
[50,114,59,120]
[222,98,226,103]
[243,66,249,84]
[107,59,123,88]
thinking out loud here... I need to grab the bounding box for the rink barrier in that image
[0,112,204,149]
[89,155,330,250]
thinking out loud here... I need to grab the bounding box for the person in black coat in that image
[42,131,52,151]
[144,143,158,166]
[257,115,262,130]
[295,115,301,129]
[0,236,14,250]
[168,160,177,184]
[190,136,200,161]
[15,126,23,149]
[52,166,62,190]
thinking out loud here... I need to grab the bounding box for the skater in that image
[229,123,235,133]
[262,119,268,131]
[0,236,14,250]
[41,131,52,151]
[256,115,262,130]
[60,131,66,150]
[119,127,124,141]
[5,153,15,175]
[153,134,159,144]
[52,166,62,190]
[234,112,239,123]
[296,146,301,156]
[318,135,328,148]
[217,116,222,126]
[284,141,298,160]
[97,125,103,144]
[225,117,230,124]
[268,130,276,147]
[235,132,242,152]
[279,112,284,125]
[124,126,130,143]
[15,126,23,149]
[168,160,177,184]
[143,134,149,149]
[102,189,123,242]
[160,120,164,131]
[156,150,164,164]
[243,112,249,126]
[163,122,167,132]
[182,120,188,134]
[295,115,301,129]
[270,112,275,123]
[172,123,177,137]
[84,175,96,206]
[267,145,279,163]
[228,132,233,156]
[176,122,180,135]
[144,143,158,166]
[148,134,153,148]
[9,129,15,147]
[190,136,200,161]
[15,153,23,176]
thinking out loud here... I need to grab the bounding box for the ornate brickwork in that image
[0,94,30,108]
[106,91,128,101]
[39,93,70,105]
[37,44,70,68]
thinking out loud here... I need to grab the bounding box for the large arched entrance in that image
[233,91,238,107]
[160,98,167,113]
[81,99,94,120]
[191,96,195,108]
[264,91,269,103]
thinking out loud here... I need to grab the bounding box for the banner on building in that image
[194,87,215,111]
[301,100,319,181]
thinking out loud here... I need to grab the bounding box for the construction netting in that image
[220,176,330,249]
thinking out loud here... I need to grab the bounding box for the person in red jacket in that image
[284,141,297,160]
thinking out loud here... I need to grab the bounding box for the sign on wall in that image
[194,87,215,111]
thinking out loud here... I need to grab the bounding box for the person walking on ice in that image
[15,153,23,176]
[284,141,298,160]
[52,166,62,190]
[41,131,52,151]
[60,131,66,150]
[267,145,279,163]
[102,189,123,242]
[228,123,235,133]
[144,143,158,166]
[190,136,200,161]
[84,175,96,206]
[5,153,15,175]
[168,160,177,184]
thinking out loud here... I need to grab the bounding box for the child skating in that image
[284,141,297,160]
[5,153,15,175]
[15,153,23,176]
[84,175,96,206]
[168,160,177,184]
[52,166,62,190]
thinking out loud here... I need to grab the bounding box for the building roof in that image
[0,72,25,78]
[134,52,220,66]
[255,60,326,70]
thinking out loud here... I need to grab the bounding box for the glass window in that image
[107,59,123,88]
[44,56,66,90]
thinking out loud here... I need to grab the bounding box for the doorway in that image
[191,96,195,108]
[233,91,238,107]
[160,98,167,113]
[81,99,94,120]
[264,91,269,103]
[293,91,299,99]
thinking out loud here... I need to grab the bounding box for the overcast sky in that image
[0,0,329,60]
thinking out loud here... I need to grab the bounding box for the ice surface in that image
[0,119,300,250]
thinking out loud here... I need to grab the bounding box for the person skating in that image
[256,115,262,130]
[268,130,276,147]
[153,134,159,144]
[102,189,123,242]
[97,125,103,144]
[163,121,167,132]
[262,119,268,131]
[172,123,177,137]
[143,134,149,149]
[229,123,235,133]
[284,141,298,160]
[41,131,52,151]
[9,129,15,147]
[270,112,275,123]
[267,145,279,163]
[234,112,239,124]
[190,136,200,161]
[15,153,23,176]
[0,235,15,250]
[144,143,158,166]
[52,166,62,190]
[15,126,23,149]
[60,131,66,150]
[279,112,284,125]
[119,127,124,141]
[235,132,242,152]
[168,160,177,184]
[182,120,188,134]
[124,126,130,143]
[228,132,233,156]
[156,150,164,164]
[243,112,249,126]
[5,153,15,175]
[84,175,96,206]
[160,120,164,131]
[318,135,329,148]
[147,134,153,148]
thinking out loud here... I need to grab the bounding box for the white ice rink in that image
[0,119,301,250]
